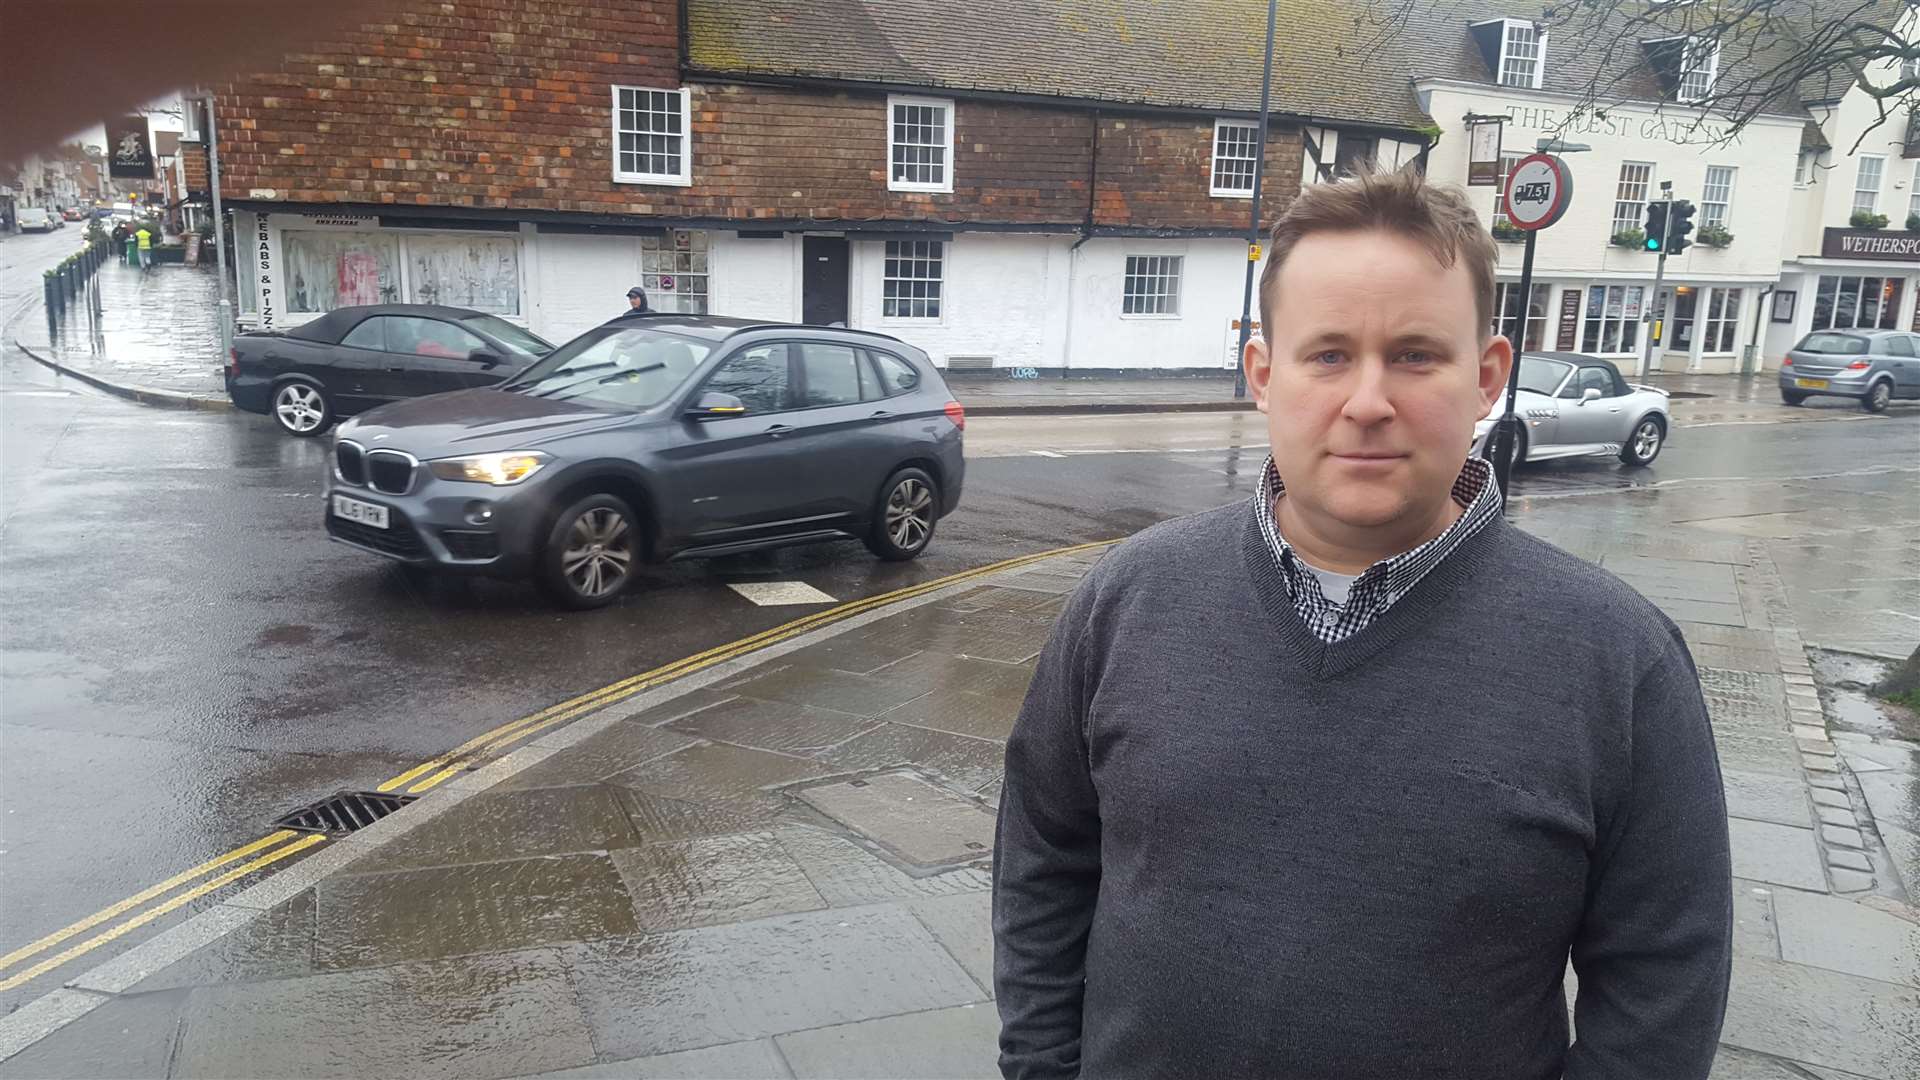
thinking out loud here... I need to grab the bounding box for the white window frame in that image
[1210,119,1260,198]
[1910,161,1920,221]
[1498,20,1547,89]
[1701,165,1735,227]
[887,94,955,194]
[1701,287,1743,353]
[611,85,692,187]
[1491,152,1525,226]
[1121,255,1183,318]
[1794,151,1811,187]
[1854,154,1885,214]
[1678,37,1719,103]
[1613,161,1654,236]
[881,239,945,321]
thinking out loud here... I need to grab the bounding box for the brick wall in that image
[180,143,208,195]
[216,0,1301,231]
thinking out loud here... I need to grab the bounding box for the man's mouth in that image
[1329,451,1407,461]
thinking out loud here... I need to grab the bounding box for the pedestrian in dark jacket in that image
[611,285,651,320]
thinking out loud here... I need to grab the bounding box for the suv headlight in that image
[428,451,551,486]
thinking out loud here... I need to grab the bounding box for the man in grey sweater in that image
[993,172,1732,1079]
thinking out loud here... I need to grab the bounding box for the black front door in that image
[802,236,850,326]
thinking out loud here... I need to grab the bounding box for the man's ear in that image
[1244,336,1273,415]
[1479,333,1515,413]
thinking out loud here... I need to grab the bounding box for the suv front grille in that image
[335,441,367,486]
[366,451,416,495]
[327,507,427,558]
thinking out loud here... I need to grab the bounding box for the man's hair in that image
[1258,169,1498,343]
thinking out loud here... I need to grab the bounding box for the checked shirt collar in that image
[1253,454,1502,644]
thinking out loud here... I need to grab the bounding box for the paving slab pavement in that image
[3,525,1917,1076]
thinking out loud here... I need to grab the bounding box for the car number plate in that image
[332,495,389,529]
[1795,378,1828,389]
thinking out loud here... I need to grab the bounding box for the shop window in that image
[407,233,521,316]
[1701,288,1743,353]
[1812,275,1903,330]
[1492,282,1550,350]
[1580,284,1644,354]
[283,230,401,314]
[642,230,709,314]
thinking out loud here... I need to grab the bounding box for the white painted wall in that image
[1066,237,1259,370]
[531,230,641,344]
[712,232,799,321]
[847,233,1063,368]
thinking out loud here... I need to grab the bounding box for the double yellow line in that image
[0,831,327,993]
[0,540,1110,996]
[374,539,1116,794]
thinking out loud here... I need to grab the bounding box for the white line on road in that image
[1029,449,1065,457]
[728,581,838,606]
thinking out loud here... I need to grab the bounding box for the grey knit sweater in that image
[993,500,1732,1079]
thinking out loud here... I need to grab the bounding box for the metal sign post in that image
[1639,181,1674,378]
[1231,0,1279,401]
[1491,153,1573,502]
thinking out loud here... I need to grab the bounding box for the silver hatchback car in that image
[1780,328,1920,412]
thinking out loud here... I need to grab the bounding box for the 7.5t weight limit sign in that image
[1501,153,1573,231]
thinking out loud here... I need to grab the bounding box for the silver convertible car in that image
[1472,352,1672,467]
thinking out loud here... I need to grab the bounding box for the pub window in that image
[1678,37,1719,102]
[1853,155,1884,214]
[1701,166,1736,227]
[1612,162,1654,235]
[1492,282,1550,351]
[1812,275,1903,330]
[1701,288,1743,353]
[1580,284,1644,354]
[1211,120,1260,197]
[1333,135,1376,178]
[888,95,954,193]
[612,86,691,186]
[1491,152,1525,226]
[1499,21,1547,89]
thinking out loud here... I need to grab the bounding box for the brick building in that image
[215,0,1433,368]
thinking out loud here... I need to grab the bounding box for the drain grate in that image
[272,790,416,835]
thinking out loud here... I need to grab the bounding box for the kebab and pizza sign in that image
[1500,153,1573,231]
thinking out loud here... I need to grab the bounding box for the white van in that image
[17,208,56,232]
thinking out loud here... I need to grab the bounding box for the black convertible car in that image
[225,304,554,436]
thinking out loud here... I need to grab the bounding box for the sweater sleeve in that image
[993,575,1105,1080]
[1565,633,1733,1079]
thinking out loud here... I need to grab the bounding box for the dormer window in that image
[1646,35,1719,103]
[1470,19,1547,89]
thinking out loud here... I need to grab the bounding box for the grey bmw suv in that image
[324,316,965,608]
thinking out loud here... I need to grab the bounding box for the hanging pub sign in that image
[1466,117,1504,186]
[106,116,155,179]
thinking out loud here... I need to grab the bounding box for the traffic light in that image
[1666,200,1697,256]
[1643,202,1668,252]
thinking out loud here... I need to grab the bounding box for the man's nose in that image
[1339,359,1396,425]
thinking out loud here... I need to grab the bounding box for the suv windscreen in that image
[1796,333,1869,355]
[505,327,713,408]
[461,314,554,357]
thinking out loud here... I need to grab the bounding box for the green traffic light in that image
[1645,237,1661,252]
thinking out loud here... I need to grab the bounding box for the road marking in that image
[0,834,325,994]
[374,539,1119,790]
[728,581,837,606]
[0,830,300,976]
[1029,449,1065,457]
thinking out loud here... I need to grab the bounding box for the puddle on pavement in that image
[1811,649,1920,743]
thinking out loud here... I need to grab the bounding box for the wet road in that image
[3,243,1918,1003]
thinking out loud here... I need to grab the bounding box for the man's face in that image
[1245,228,1510,543]
[628,294,644,309]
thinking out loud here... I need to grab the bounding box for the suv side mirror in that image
[1579,387,1603,405]
[686,391,747,420]
[467,350,502,367]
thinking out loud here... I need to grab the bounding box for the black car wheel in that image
[1781,390,1808,406]
[865,468,938,562]
[1619,416,1665,467]
[272,379,332,437]
[1863,380,1893,413]
[538,494,639,609]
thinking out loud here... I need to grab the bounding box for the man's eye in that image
[1310,351,1344,366]
[1398,351,1438,365]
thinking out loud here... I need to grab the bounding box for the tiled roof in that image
[687,1,1881,131]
